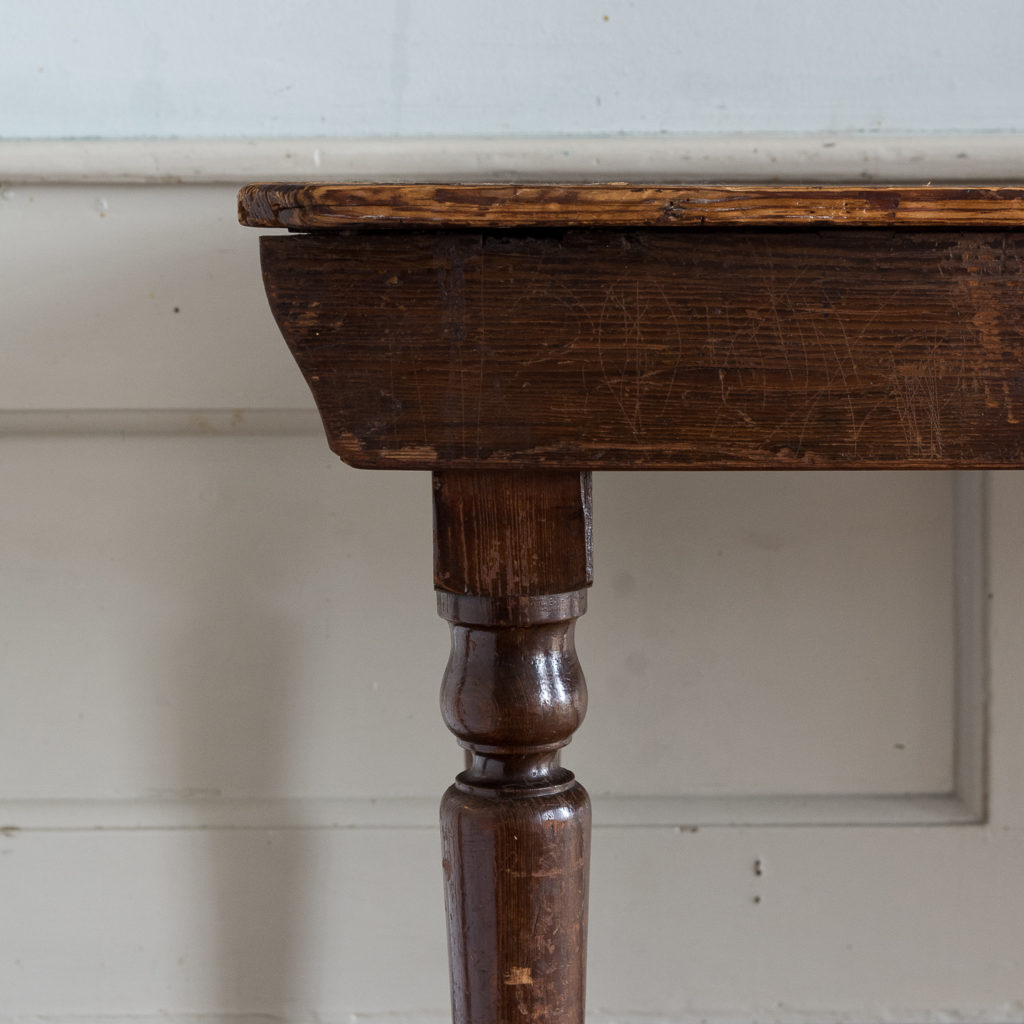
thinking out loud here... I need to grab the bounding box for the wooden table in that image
[238,183,1024,1024]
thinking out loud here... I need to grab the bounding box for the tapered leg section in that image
[434,470,593,1024]
[441,773,590,1022]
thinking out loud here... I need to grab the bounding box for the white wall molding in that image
[2,1013,1018,1024]
[0,461,988,833]
[0,792,980,833]
[954,471,991,817]
[0,409,321,437]
[3,134,1024,185]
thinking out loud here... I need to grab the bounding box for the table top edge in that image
[238,182,1024,229]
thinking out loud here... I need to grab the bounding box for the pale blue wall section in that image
[4,0,1024,139]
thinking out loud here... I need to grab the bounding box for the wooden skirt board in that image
[239,183,1024,1024]
[259,226,1024,469]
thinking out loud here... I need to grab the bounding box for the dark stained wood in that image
[260,228,1024,470]
[435,470,592,1024]
[433,470,592,596]
[240,182,1024,229]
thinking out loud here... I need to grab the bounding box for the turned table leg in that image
[433,470,593,1024]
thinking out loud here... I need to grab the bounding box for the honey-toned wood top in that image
[239,183,1024,230]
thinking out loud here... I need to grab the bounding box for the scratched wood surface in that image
[260,228,1024,470]
[239,183,1024,230]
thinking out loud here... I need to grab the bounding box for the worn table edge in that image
[238,182,1024,229]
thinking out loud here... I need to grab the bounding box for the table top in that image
[241,182,1024,471]
[238,183,1024,230]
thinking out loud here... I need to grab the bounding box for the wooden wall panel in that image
[3,183,1022,1023]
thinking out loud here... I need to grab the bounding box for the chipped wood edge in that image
[238,182,1024,229]
[3,133,1024,185]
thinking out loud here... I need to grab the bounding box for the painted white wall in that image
[3,2,1024,1022]
[4,0,1024,139]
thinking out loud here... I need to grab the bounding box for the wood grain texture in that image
[441,780,590,1024]
[261,228,1024,470]
[433,470,593,596]
[435,471,592,1024]
[240,183,1024,229]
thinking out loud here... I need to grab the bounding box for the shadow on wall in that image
[127,431,447,1012]
[152,435,317,1012]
